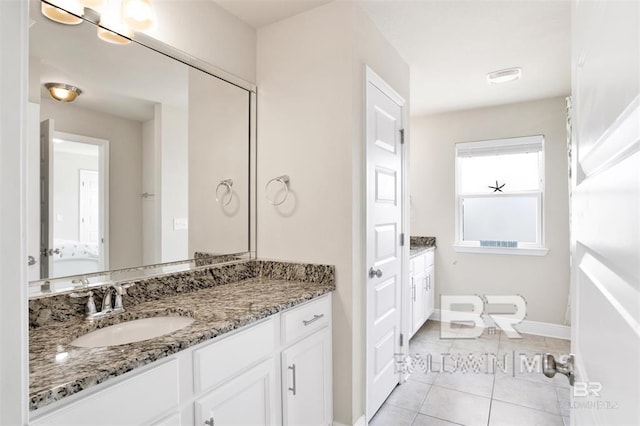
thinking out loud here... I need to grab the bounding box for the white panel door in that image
[571,1,639,425]
[79,169,99,243]
[365,67,405,421]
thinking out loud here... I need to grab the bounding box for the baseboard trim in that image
[431,309,570,340]
[333,416,366,426]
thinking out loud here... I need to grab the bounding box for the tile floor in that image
[370,320,572,426]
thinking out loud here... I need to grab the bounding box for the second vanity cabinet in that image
[280,295,332,426]
[409,249,435,337]
[30,294,332,426]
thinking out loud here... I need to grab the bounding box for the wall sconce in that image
[44,83,82,103]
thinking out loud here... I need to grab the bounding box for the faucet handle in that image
[113,284,131,310]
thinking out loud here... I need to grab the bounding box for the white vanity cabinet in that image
[280,296,332,426]
[30,294,333,426]
[409,249,435,337]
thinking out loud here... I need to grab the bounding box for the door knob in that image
[28,255,37,266]
[369,267,382,278]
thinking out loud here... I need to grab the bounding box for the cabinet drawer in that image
[281,295,331,346]
[194,318,275,393]
[31,359,179,426]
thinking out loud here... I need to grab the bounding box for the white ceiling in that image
[212,0,571,117]
[359,0,572,116]
[214,0,333,29]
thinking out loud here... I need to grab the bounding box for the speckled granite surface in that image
[410,236,437,259]
[29,260,335,411]
[410,236,436,248]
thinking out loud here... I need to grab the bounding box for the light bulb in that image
[122,0,156,31]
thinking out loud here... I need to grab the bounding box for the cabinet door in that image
[411,271,426,334]
[195,358,278,426]
[424,265,435,320]
[282,327,331,426]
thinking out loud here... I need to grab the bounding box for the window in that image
[454,135,548,255]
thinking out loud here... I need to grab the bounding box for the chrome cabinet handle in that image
[412,283,416,301]
[204,417,214,426]
[288,364,297,395]
[369,267,382,278]
[28,255,36,266]
[302,314,324,326]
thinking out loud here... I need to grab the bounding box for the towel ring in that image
[215,179,233,206]
[266,175,290,206]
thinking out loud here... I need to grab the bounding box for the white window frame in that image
[453,135,549,256]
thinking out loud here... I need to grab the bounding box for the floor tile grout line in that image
[486,358,498,426]
[491,395,565,417]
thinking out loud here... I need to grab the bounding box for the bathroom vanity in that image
[409,237,436,337]
[29,260,334,425]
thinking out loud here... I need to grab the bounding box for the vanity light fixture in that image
[40,0,84,25]
[487,67,522,84]
[45,83,82,103]
[122,0,157,31]
[40,0,157,45]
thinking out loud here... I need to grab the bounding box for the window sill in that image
[453,245,549,256]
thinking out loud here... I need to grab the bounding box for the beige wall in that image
[148,0,256,83]
[410,96,570,325]
[40,99,144,270]
[257,3,409,423]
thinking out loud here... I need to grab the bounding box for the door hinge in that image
[399,129,405,144]
[400,233,405,246]
[400,333,404,347]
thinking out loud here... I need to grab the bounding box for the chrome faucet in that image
[70,283,131,320]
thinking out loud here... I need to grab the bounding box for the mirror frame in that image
[28,4,257,297]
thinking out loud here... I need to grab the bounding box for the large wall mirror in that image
[27,0,256,287]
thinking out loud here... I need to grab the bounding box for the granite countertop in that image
[30,274,334,411]
[409,236,437,259]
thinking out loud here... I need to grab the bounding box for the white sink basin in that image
[70,316,195,348]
